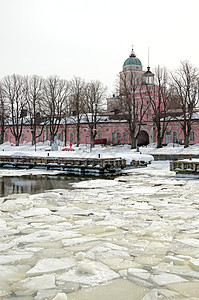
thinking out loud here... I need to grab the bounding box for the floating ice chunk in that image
[189,258,199,271]
[0,265,30,282]
[27,257,76,276]
[29,191,61,201]
[18,207,52,217]
[0,219,7,229]
[11,274,56,295]
[132,202,153,210]
[72,179,118,189]
[165,255,185,265]
[62,236,98,247]
[0,242,14,252]
[86,243,130,260]
[54,206,92,217]
[53,293,68,300]
[158,288,180,298]
[0,253,34,265]
[151,273,188,286]
[141,289,158,300]
[76,252,86,261]
[127,268,150,280]
[14,229,81,244]
[35,289,59,300]
[77,262,96,275]
[158,208,199,220]
[57,261,119,286]
[64,278,149,300]
[177,238,199,247]
[134,256,162,266]
[166,281,199,298]
[104,226,116,232]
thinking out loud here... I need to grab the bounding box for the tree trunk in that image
[184,134,189,148]
[130,132,136,149]
[0,130,4,144]
[15,137,20,146]
[76,124,80,147]
[64,123,67,146]
[157,134,163,148]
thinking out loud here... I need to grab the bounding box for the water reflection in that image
[0,174,89,197]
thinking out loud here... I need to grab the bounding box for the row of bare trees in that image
[0,61,198,148]
[115,61,199,148]
[0,75,107,146]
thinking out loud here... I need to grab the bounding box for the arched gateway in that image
[137,130,149,146]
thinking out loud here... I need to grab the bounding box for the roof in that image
[123,47,142,67]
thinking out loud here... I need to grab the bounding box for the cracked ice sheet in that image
[85,243,131,260]
[10,274,56,295]
[26,257,77,276]
[0,252,34,265]
[13,230,81,244]
[72,179,119,189]
[66,279,149,300]
[56,261,119,286]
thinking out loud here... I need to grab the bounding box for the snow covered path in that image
[0,161,199,299]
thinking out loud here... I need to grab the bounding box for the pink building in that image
[3,47,199,147]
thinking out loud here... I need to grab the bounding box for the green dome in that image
[123,57,142,67]
[123,47,142,67]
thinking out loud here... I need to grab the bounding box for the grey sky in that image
[0,0,198,94]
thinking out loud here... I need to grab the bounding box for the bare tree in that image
[42,76,69,145]
[2,74,27,146]
[145,66,171,148]
[69,77,85,146]
[83,80,107,147]
[119,71,149,149]
[25,75,45,146]
[0,82,8,144]
[171,61,199,147]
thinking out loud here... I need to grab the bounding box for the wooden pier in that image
[153,154,199,161]
[170,159,199,176]
[0,155,127,175]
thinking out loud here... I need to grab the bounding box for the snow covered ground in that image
[0,141,154,165]
[0,143,199,299]
[0,141,198,162]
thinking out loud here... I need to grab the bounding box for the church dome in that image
[123,47,142,67]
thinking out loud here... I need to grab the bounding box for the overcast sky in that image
[0,0,199,94]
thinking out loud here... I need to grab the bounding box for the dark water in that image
[0,174,91,197]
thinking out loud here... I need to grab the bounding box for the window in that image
[5,132,8,142]
[165,132,171,144]
[98,131,102,139]
[58,132,61,141]
[123,131,126,142]
[190,131,195,142]
[21,133,24,142]
[111,131,115,143]
[146,114,149,119]
[70,132,73,142]
[173,131,177,143]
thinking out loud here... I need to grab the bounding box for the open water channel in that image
[0,162,199,300]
